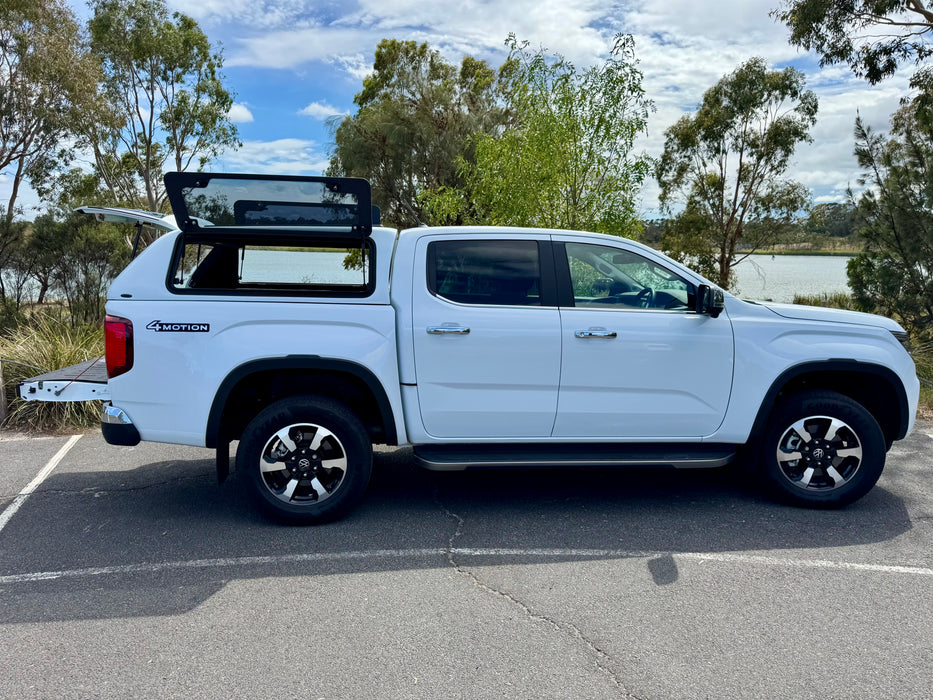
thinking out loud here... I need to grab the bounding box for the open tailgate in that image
[18,357,110,402]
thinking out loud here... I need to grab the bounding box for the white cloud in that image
[228,27,376,69]
[166,0,911,213]
[227,102,254,123]
[217,138,330,175]
[168,0,314,30]
[325,53,371,82]
[299,101,346,120]
[216,0,622,71]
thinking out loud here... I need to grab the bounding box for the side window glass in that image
[565,242,694,311]
[429,240,542,306]
[171,239,371,294]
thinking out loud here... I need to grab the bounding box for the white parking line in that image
[0,546,931,585]
[0,434,81,536]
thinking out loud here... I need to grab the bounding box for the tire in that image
[758,390,885,508]
[236,396,373,524]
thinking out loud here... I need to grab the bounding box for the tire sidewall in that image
[237,396,373,524]
[759,390,886,508]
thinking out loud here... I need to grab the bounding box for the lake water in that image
[731,254,852,303]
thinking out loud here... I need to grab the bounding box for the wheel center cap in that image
[298,458,311,469]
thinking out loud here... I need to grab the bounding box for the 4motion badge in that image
[146,320,210,332]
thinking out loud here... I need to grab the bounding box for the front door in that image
[553,240,734,439]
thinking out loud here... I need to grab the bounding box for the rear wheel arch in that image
[206,357,398,449]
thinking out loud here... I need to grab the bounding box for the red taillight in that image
[105,314,134,378]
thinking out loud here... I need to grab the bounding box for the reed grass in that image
[0,315,104,431]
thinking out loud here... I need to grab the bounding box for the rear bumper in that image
[101,403,141,446]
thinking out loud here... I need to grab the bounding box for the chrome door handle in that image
[575,329,617,339]
[427,325,471,335]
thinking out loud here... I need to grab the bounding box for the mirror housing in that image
[696,284,725,318]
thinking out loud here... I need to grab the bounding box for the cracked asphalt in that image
[0,426,931,699]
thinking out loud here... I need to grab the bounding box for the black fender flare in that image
[747,359,910,445]
[205,356,398,448]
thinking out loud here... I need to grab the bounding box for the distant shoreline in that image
[743,249,857,257]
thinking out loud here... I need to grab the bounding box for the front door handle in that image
[427,325,471,335]
[575,329,617,339]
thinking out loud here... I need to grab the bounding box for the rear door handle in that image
[427,325,471,335]
[575,329,617,339]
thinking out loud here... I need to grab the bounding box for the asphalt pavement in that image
[0,426,931,699]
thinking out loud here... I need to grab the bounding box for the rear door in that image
[411,235,562,438]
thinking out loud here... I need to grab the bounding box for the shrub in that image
[792,292,858,310]
[0,315,103,431]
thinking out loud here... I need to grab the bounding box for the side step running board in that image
[413,443,737,472]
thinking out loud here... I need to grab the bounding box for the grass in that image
[910,341,933,420]
[0,315,104,432]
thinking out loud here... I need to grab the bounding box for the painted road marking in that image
[0,547,931,585]
[0,434,81,536]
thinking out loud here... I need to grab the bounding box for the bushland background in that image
[1,0,931,430]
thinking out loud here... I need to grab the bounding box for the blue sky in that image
[4,0,912,219]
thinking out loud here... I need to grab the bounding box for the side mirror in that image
[696,284,725,318]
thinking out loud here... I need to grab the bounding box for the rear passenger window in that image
[429,240,542,306]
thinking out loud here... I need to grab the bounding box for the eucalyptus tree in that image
[0,0,98,289]
[657,58,818,289]
[329,39,513,228]
[85,0,238,212]
[772,0,933,85]
[458,34,653,237]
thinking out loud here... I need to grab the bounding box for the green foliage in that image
[791,291,858,309]
[659,205,720,281]
[17,213,129,327]
[83,0,238,211]
[657,58,818,289]
[805,202,856,238]
[911,340,933,415]
[0,315,103,431]
[847,98,933,337]
[461,34,653,237]
[772,1,933,85]
[0,296,25,334]
[0,0,99,266]
[329,39,512,228]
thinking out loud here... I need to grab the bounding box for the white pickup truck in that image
[19,173,920,523]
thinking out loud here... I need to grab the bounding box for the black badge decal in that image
[146,320,210,332]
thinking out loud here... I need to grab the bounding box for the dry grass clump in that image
[0,315,104,432]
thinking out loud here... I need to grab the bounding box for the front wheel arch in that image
[748,361,909,448]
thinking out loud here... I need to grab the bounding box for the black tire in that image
[236,396,372,524]
[758,390,885,508]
